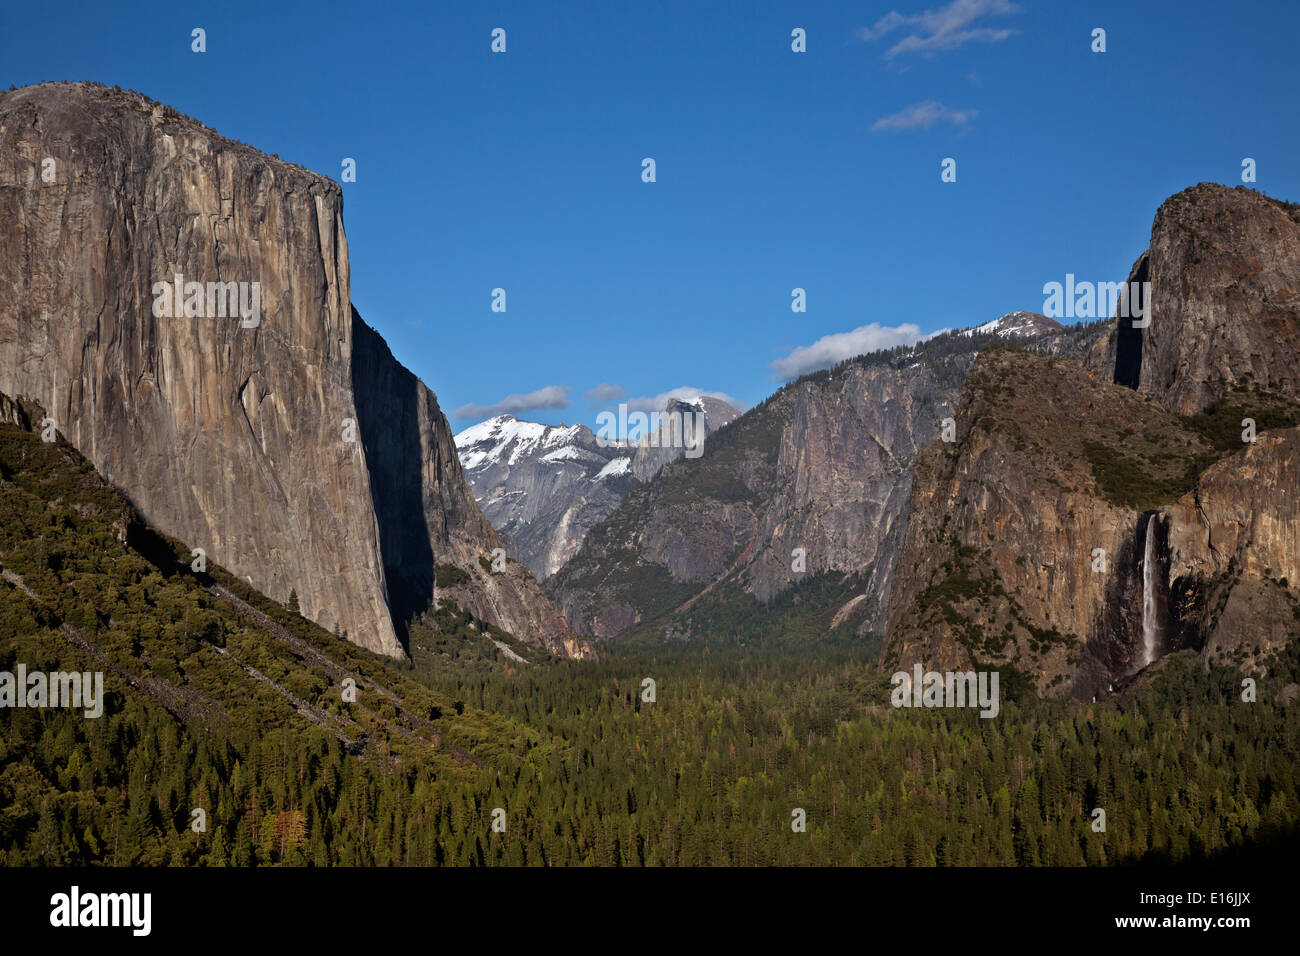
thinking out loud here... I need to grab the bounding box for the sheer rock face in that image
[881,350,1205,696]
[1090,184,1300,412]
[0,83,584,659]
[1143,185,1300,413]
[742,362,949,616]
[1163,428,1300,671]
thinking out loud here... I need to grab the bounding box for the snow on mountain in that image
[452,414,631,578]
[455,415,587,473]
[958,311,1065,339]
[595,457,632,479]
[540,445,590,463]
[452,398,739,579]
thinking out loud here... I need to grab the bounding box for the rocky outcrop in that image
[628,396,741,482]
[1091,184,1300,413]
[885,185,1300,696]
[881,349,1210,695]
[0,393,33,430]
[0,82,584,659]
[883,345,1300,697]
[1163,427,1300,671]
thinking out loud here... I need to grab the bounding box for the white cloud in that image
[618,386,746,414]
[872,100,977,132]
[857,0,1020,59]
[452,385,570,419]
[858,11,910,42]
[771,323,946,379]
[584,382,626,402]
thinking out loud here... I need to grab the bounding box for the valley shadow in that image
[124,515,189,580]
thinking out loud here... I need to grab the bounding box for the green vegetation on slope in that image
[0,415,544,864]
[1079,385,1300,511]
[3,409,1298,866]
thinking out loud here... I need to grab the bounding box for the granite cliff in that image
[886,185,1300,696]
[1090,184,1300,413]
[0,82,583,659]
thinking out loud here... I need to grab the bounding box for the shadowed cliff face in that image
[350,311,435,629]
[1163,428,1300,669]
[1112,253,1148,390]
[351,308,588,658]
[1087,522,1143,689]
[0,82,585,659]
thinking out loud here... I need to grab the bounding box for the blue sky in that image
[4,0,1298,428]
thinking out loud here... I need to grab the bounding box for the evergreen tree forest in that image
[1,417,1298,866]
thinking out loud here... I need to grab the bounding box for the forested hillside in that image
[3,400,1297,865]
[0,404,537,864]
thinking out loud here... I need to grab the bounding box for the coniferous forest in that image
[2,416,1297,867]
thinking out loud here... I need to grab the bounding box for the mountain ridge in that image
[546,315,1102,641]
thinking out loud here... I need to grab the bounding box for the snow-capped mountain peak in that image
[959,311,1065,339]
[454,415,588,472]
[452,397,738,579]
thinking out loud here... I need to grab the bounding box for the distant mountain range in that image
[454,396,739,578]
[4,81,1296,706]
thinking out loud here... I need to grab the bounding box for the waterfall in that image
[1140,514,1160,666]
